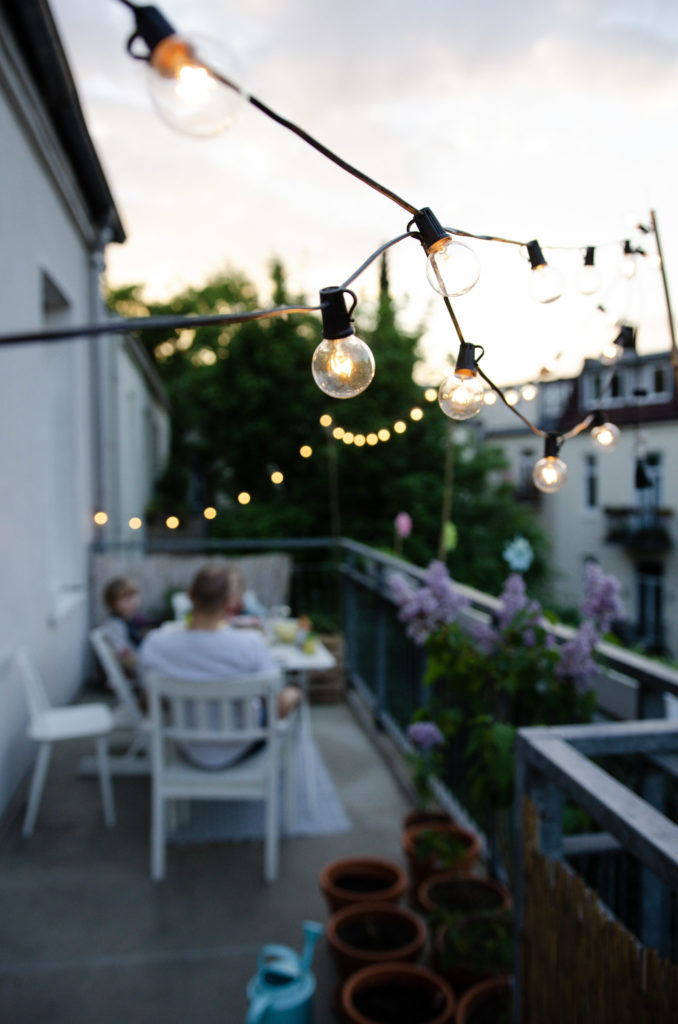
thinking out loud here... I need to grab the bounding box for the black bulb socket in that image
[412,208,450,254]
[584,246,595,267]
[319,287,354,340]
[527,240,547,270]
[454,341,478,377]
[544,434,561,459]
[127,6,176,58]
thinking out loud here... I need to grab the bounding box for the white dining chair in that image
[88,627,150,775]
[146,669,294,883]
[16,647,116,837]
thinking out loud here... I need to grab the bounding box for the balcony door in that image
[635,561,665,653]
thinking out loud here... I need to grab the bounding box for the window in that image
[584,454,598,509]
[635,562,665,653]
[635,451,662,511]
[518,448,535,493]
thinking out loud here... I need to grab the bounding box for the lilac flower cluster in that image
[390,561,469,644]
[406,720,444,751]
[580,562,626,634]
[470,619,499,655]
[555,620,599,692]
[496,573,542,633]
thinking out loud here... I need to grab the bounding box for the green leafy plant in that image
[413,828,469,870]
[438,908,514,974]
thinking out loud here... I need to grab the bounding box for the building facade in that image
[478,333,678,655]
[0,0,169,818]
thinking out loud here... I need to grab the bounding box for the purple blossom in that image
[395,512,413,539]
[470,620,499,655]
[555,620,598,692]
[391,561,469,644]
[523,628,536,648]
[407,720,444,751]
[580,562,625,634]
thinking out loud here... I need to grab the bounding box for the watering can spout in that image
[299,921,324,973]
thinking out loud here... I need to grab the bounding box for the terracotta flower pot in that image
[402,809,455,833]
[454,974,513,1024]
[326,900,427,977]
[319,856,407,914]
[417,873,512,918]
[402,822,480,892]
[341,962,456,1024]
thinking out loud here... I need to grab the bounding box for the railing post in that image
[637,673,670,954]
[373,561,387,721]
[513,734,528,1024]
[342,550,358,687]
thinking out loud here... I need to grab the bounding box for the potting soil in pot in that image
[353,982,447,1024]
[465,992,511,1024]
[428,880,503,913]
[338,916,417,952]
[333,873,395,895]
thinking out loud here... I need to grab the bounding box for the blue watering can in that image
[245,921,324,1024]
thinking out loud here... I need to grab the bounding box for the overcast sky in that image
[52,0,678,385]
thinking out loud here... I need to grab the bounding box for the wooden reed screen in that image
[521,797,678,1023]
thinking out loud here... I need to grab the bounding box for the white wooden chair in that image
[16,647,116,837]
[146,669,294,883]
[88,627,150,775]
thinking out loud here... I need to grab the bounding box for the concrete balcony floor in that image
[0,696,412,1023]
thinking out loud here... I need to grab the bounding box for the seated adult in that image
[139,564,301,769]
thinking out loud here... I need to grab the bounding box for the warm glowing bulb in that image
[237,491,251,505]
[591,422,620,451]
[203,506,217,520]
[129,516,143,530]
[311,335,375,398]
[600,342,622,366]
[410,407,424,421]
[299,445,312,458]
[621,254,637,279]
[424,388,438,403]
[148,34,244,136]
[342,432,354,445]
[93,510,108,526]
[532,456,568,493]
[530,263,564,303]
[367,433,378,445]
[166,515,180,530]
[378,428,390,442]
[438,372,485,420]
[425,237,480,297]
[578,265,601,295]
[332,426,345,440]
[319,414,333,427]
[393,420,407,434]
[504,389,519,406]
[483,391,497,406]
[521,384,538,402]
[271,471,284,484]
[354,434,366,447]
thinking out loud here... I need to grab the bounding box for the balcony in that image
[604,506,673,554]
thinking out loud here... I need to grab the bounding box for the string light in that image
[409,407,423,421]
[203,506,217,519]
[424,388,438,403]
[620,240,637,279]
[271,470,284,484]
[526,240,564,303]
[311,287,375,398]
[319,414,333,427]
[129,516,143,530]
[93,510,108,526]
[237,491,251,505]
[412,208,480,298]
[393,420,407,434]
[520,384,538,402]
[165,515,180,529]
[504,389,519,407]
[590,411,620,451]
[437,341,485,421]
[299,445,312,458]
[483,391,497,406]
[532,435,568,494]
[579,247,601,295]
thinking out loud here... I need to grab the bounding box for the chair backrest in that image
[170,591,193,621]
[89,627,145,729]
[145,670,282,766]
[15,647,50,722]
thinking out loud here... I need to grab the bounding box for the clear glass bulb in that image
[578,265,601,295]
[599,342,621,366]
[620,254,637,279]
[532,455,568,493]
[148,34,244,136]
[521,383,538,402]
[426,239,480,298]
[529,264,564,303]
[311,335,375,398]
[591,422,620,451]
[438,371,484,420]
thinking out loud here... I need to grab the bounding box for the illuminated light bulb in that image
[93,510,108,526]
[590,412,620,451]
[319,414,333,427]
[438,371,484,420]
[483,391,497,406]
[579,246,601,295]
[532,436,568,494]
[413,207,479,298]
[378,428,390,442]
[424,388,438,403]
[332,426,345,440]
[393,420,407,434]
[144,26,245,137]
[312,287,375,398]
[620,240,637,279]
[237,492,251,505]
[526,240,564,303]
[504,389,519,406]
[129,516,143,530]
[354,434,366,447]
[203,506,217,520]
[521,384,538,402]
[166,515,180,530]
[410,407,424,421]
[366,433,378,445]
[599,342,622,366]
[299,445,312,458]
[271,471,284,484]
[342,432,354,445]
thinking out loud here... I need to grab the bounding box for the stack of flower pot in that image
[318,854,456,1024]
